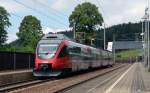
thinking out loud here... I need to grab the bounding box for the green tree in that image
[17,15,43,49]
[0,6,11,45]
[69,2,103,33]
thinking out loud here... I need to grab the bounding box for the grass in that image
[115,49,142,60]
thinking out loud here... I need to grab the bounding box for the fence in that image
[0,51,35,70]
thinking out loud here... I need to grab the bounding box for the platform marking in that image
[87,71,119,93]
[105,64,135,93]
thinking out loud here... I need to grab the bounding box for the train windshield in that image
[37,44,58,59]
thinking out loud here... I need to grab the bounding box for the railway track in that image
[54,64,130,93]
[0,79,51,92]
[9,63,130,93]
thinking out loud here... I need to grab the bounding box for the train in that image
[33,34,114,77]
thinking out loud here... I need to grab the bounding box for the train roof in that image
[38,34,74,44]
[38,33,111,54]
[41,34,72,41]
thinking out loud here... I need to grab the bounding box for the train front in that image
[33,34,69,77]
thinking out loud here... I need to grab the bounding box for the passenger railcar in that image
[33,34,114,77]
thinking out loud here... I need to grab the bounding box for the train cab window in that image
[37,44,58,59]
[58,46,68,58]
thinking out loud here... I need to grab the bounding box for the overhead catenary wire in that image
[33,0,68,18]
[10,13,23,19]
[12,0,67,27]
[94,0,108,49]
[95,0,108,24]
[9,13,56,29]
[74,0,82,4]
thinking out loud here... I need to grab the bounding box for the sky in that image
[0,0,147,43]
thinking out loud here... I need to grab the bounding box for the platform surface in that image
[104,62,150,93]
[0,69,32,76]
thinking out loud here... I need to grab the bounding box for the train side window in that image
[68,46,81,55]
[58,46,68,58]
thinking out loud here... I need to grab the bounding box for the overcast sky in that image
[0,0,148,43]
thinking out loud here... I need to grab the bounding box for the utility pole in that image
[73,23,76,40]
[104,23,106,50]
[113,34,115,64]
[142,22,144,42]
[141,20,146,66]
[141,22,144,64]
[145,7,150,71]
[148,12,150,71]
[148,0,150,71]
[142,6,150,71]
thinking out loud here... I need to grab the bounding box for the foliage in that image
[0,44,34,53]
[0,6,11,45]
[58,22,144,48]
[105,22,142,41]
[97,22,144,48]
[17,15,43,50]
[69,2,103,43]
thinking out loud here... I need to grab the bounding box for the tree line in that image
[0,6,43,53]
[96,22,143,48]
[0,2,144,53]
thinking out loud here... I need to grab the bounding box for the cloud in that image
[51,0,146,26]
[7,33,18,43]
[3,0,148,43]
[0,0,26,13]
[51,0,76,11]
[0,0,48,13]
[100,0,146,26]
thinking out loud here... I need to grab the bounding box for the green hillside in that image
[116,49,142,60]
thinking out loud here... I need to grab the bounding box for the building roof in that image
[107,41,143,51]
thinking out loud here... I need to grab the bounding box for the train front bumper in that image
[33,69,62,77]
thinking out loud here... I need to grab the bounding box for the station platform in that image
[104,62,150,93]
[0,69,33,86]
[0,69,32,75]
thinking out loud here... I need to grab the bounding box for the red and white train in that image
[33,34,114,77]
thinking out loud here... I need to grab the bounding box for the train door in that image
[57,45,71,69]
[67,44,81,71]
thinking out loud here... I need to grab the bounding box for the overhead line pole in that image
[104,23,106,50]
[143,6,149,71]
[73,23,76,39]
[147,0,150,71]
[141,20,145,65]
[142,21,144,42]
[145,14,148,67]
[113,34,115,64]
[95,0,107,50]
